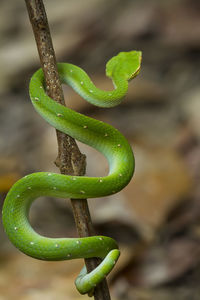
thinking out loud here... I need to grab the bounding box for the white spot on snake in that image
[14,227,18,231]
[28,187,32,190]
[30,242,34,245]
[17,195,20,198]
[80,81,83,85]
[104,133,108,137]
[99,179,103,183]
[40,86,43,89]
[119,174,122,177]
[57,113,63,117]
[80,190,85,194]
[34,97,39,101]
[113,260,116,265]
[89,90,93,93]
[53,187,57,190]
[76,241,81,244]
[67,254,71,257]
[70,70,73,73]
[99,237,103,241]
[48,173,52,176]
[83,125,88,129]
[55,244,59,248]
[117,144,121,147]
[72,177,76,180]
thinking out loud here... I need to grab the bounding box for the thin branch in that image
[24,0,111,299]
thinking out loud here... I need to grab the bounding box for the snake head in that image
[106,50,142,81]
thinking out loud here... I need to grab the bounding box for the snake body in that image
[2,51,141,295]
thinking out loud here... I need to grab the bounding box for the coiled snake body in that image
[2,51,141,295]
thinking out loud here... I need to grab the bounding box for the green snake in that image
[2,51,141,295]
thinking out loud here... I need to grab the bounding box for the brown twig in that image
[24,0,111,299]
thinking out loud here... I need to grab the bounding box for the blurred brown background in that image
[0,0,200,299]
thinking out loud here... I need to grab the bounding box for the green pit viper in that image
[2,51,142,295]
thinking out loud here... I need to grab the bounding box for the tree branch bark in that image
[24,0,111,299]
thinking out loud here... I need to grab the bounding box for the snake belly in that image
[2,51,141,295]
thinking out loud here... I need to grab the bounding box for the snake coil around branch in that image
[2,51,142,295]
